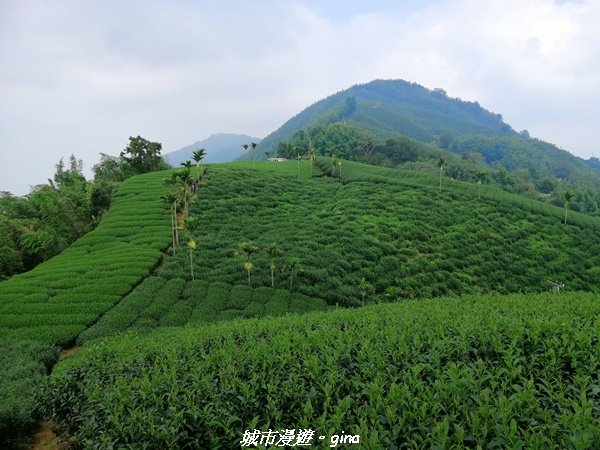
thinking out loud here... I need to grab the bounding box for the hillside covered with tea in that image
[1,159,599,448]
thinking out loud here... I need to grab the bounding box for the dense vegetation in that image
[259,79,516,154]
[258,79,600,216]
[0,136,169,280]
[0,169,171,445]
[3,158,600,448]
[77,278,328,345]
[152,161,600,308]
[275,123,600,215]
[41,292,600,448]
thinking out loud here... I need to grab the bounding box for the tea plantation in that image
[42,293,600,448]
[158,160,600,306]
[0,171,171,444]
[2,159,600,448]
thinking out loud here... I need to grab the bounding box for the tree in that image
[264,243,282,288]
[283,257,303,291]
[187,239,197,279]
[307,147,317,176]
[180,160,193,170]
[250,142,258,169]
[564,191,574,224]
[160,192,180,250]
[185,216,200,279]
[192,148,207,182]
[243,261,254,285]
[357,277,373,303]
[234,242,258,285]
[242,144,249,162]
[163,168,195,236]
[437,158,445,192]
[120,136,166,175]
[476,171,486,199]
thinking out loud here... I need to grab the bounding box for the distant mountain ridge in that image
[165,133,261,166]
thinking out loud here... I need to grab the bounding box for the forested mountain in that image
[260,79,514,152]
[256,79,600,216]
[164,133,261,166]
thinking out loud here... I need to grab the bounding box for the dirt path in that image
[58,345,78,360]
[25,421,68,450]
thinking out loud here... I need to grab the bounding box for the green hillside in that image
[2,160,600,447]
[72,158,600,348]
[258,79,600,189]
[154,160,600,305]
[0,170,171,445]
[259,79,515,152]
[43,292,600,448]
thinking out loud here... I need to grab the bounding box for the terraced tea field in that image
[43,292,600,448]
[2,159,600,448]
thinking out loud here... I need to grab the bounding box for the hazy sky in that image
[1,0,599,195]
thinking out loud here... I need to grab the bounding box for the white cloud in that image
[1,0,600,195]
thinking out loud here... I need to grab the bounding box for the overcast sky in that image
[1,0,599,195]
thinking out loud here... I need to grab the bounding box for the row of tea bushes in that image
[42,292,600,448]
[0,170,172,445]
[77,278,329,344]
[157,163,600,306]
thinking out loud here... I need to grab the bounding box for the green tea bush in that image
[227,284,253,310]
[40,292,600,449]
[0,340,58,446]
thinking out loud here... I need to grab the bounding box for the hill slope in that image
[4,160,600,446]
[165,133,261,166]
[258,79,600,187]
[154,160,600,307]
[43,292,600,448]
[0,170,171,444]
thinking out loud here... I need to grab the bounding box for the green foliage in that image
[0,340,58,446]
[120,135,169,176]
[79,280,329,344]
[41,292,600,448]
[0,170,171,445]
[262,79,600,215]
[157,162,600,307]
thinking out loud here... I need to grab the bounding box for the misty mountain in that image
[165,133,261,166]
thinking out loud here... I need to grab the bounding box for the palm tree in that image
[284,257,303,291]
[476,171,486,199]
[437,158,445,192]
[175,168,194,219]
[243,261,254,285]
[308,147,317,176]
[264,243,282,288]
[357,277,373,303]
[160,192,179,250]
[234,242,258,285]
[250,142,258,169]
[564,191,574,224]
[242,144,249,162]
[180,160,193,169]
[192,148,206,182]
[187,239,197,279]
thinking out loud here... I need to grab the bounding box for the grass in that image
[4,159,600,447]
